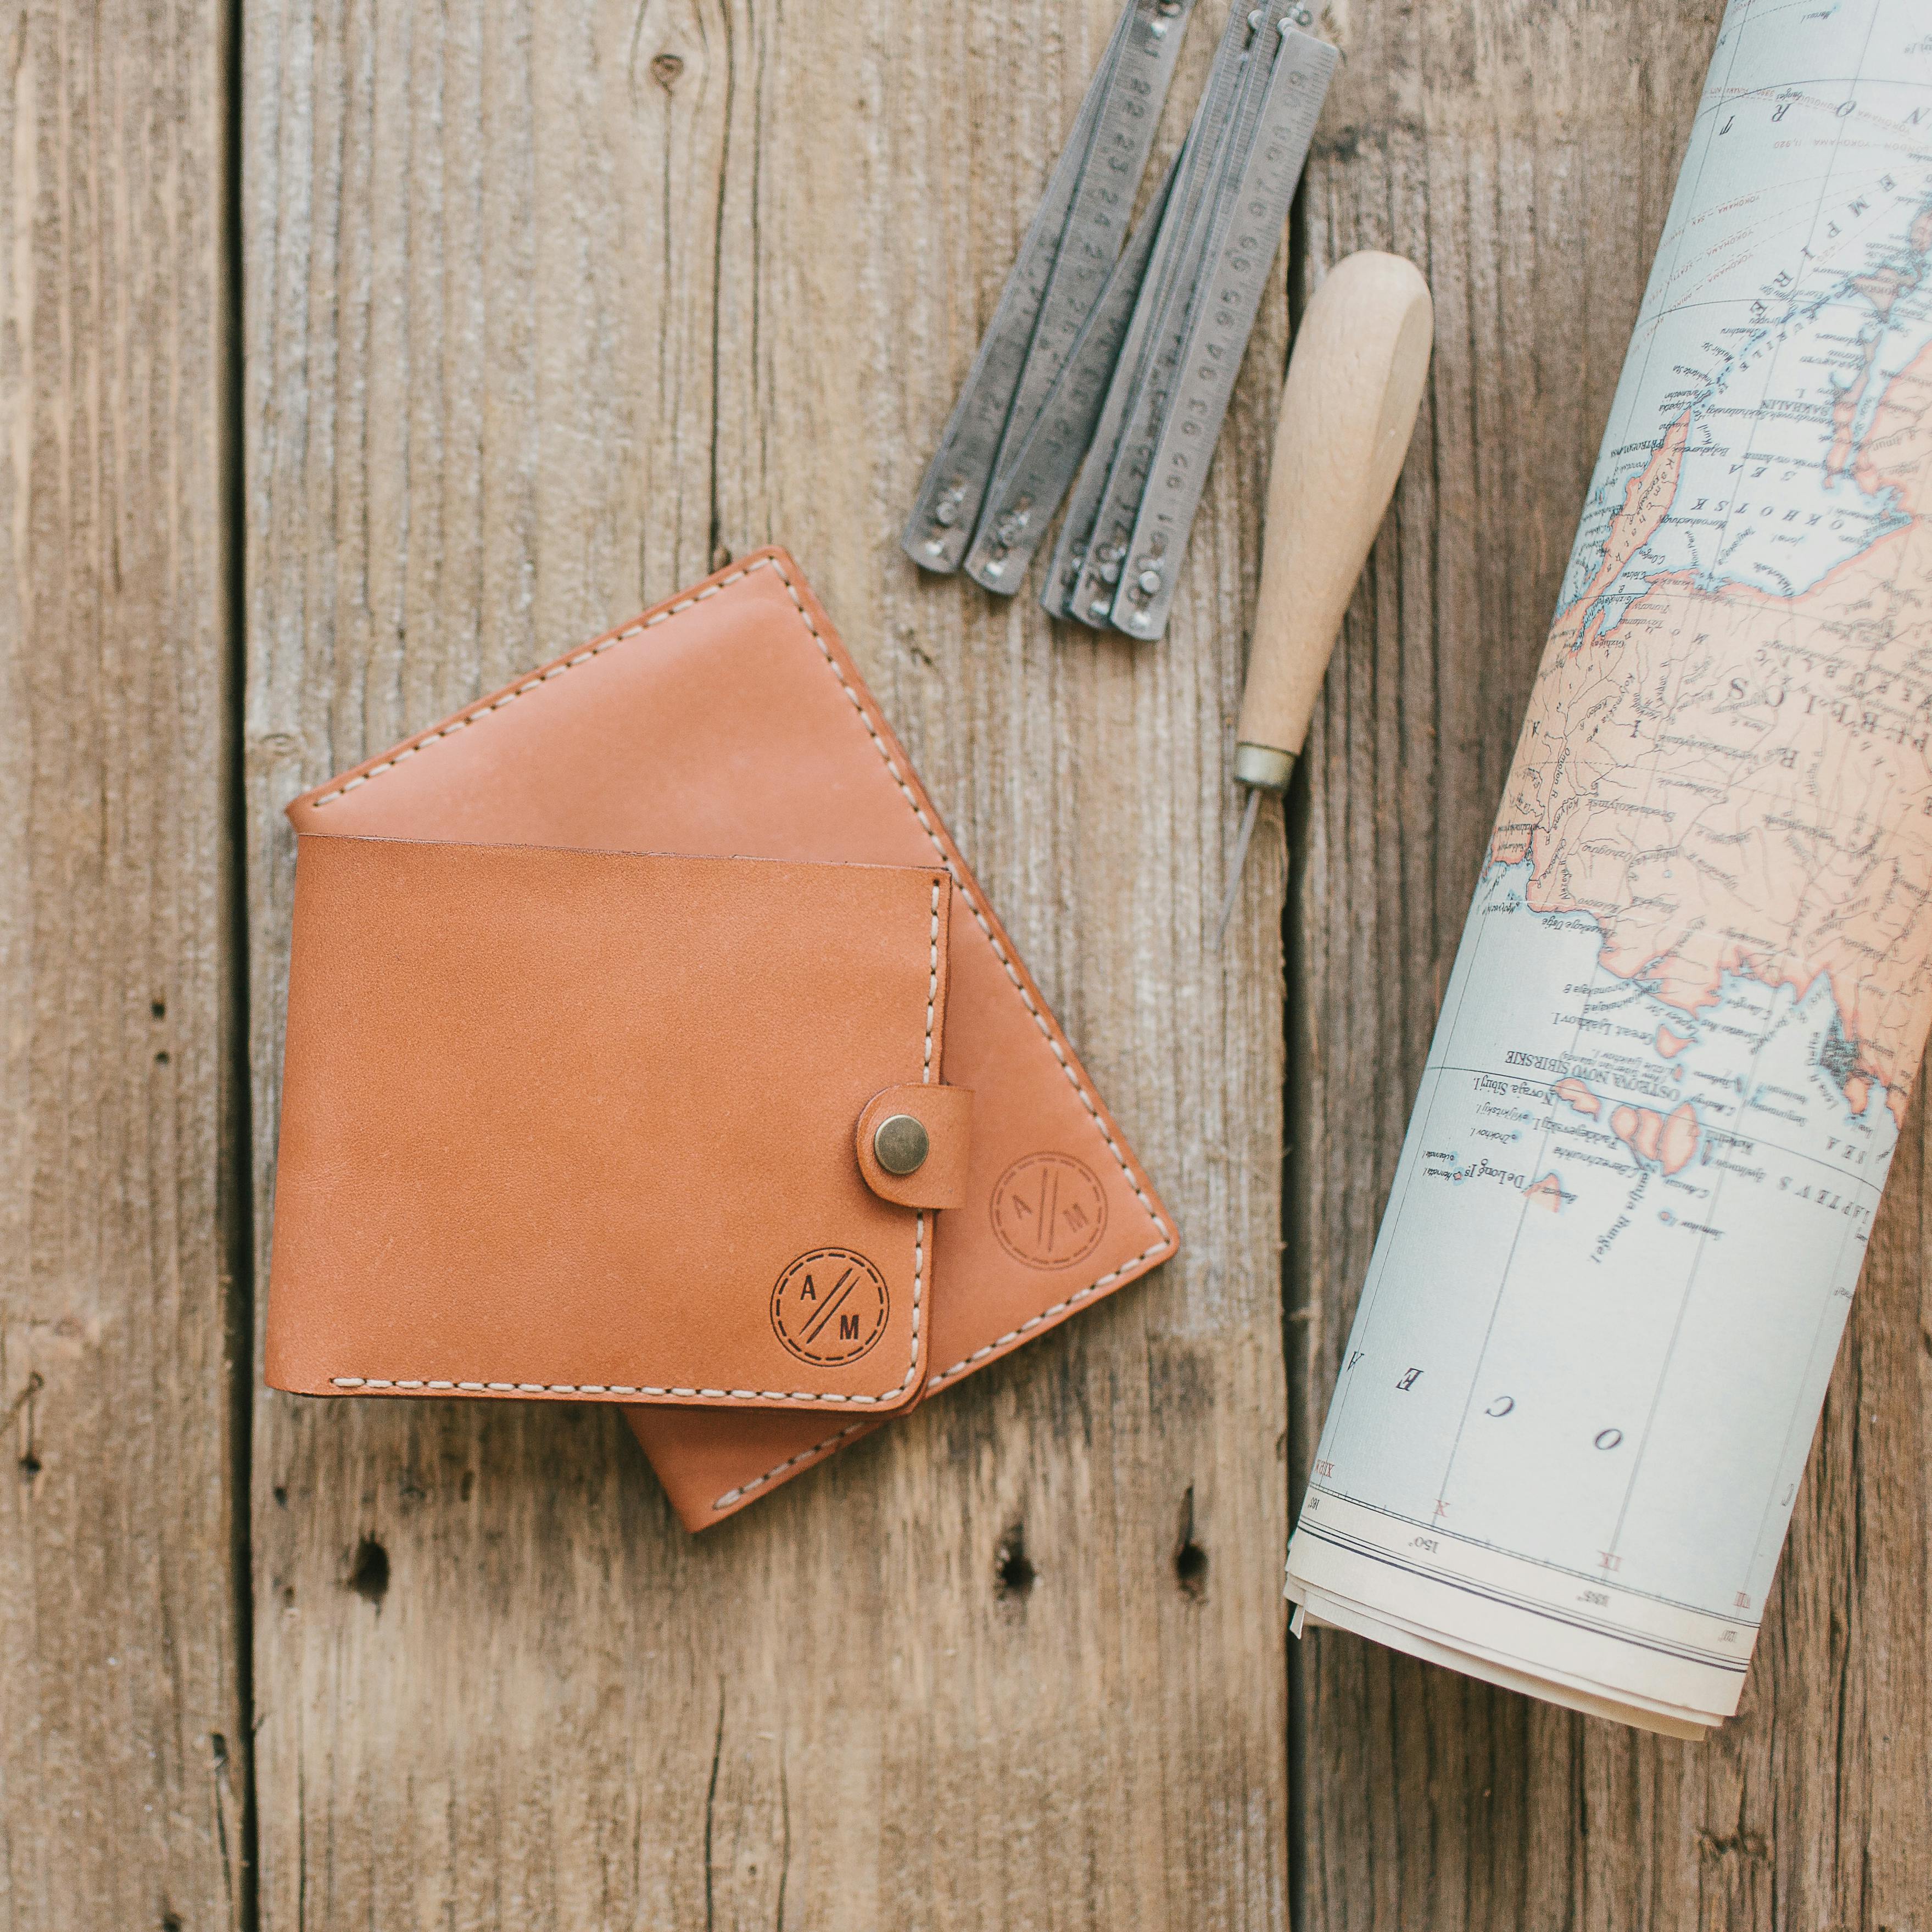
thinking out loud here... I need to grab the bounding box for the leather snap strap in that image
[855,1085,974,1209]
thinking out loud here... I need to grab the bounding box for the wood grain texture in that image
[0,2,247,1927]
[1289,3,1932,1928]
[242,2,1288,1925]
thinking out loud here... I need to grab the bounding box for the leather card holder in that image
[274,548,1179,1526]
[265,834,955,1414]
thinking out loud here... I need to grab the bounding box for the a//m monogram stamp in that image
[991,1153,1107,1269]
[770,1249,890,1366]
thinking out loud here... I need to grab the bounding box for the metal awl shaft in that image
[1215,741,1295,945]
[1214,785,1265,945]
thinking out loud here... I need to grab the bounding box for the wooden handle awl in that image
[1233,252,1433,790]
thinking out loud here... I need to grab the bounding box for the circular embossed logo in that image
[770,1249,890,1366]
[990,1153,1107,1270]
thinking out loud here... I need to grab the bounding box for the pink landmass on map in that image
[1609,1101,1701,1175]
[1554,1076,1601,1116]
[1492,341,1932,1119]
[1658,1103,1700,1174]
[1523,1172,1567,1213]
[1656,1024,1691,1058]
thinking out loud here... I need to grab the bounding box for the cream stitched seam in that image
[924,883,939,1082]
[298,556,1172,1493]
[707,1418,874,1512]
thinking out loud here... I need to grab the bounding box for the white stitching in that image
[301,556,1174,1486]
[924,880,939,1082]
[707,1419,874,1511]
[331,1363,925,1404]
[758,568,1163,1186]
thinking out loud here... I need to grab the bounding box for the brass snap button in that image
[873,1113,930,1176]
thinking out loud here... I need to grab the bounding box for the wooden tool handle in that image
[1234,252,1433,781]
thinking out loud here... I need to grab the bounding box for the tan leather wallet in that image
[267,549,1177,1526]
[269,838,959,1413]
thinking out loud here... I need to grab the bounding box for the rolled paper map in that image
[1286,0,1932,1738]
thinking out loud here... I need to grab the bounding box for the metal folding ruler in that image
[902,2,1338,640]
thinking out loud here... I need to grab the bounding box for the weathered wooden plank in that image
[1290,3,1932,1927]
[0,3,246,1927]
[244,2,1289,1924]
